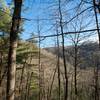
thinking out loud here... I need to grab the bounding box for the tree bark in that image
[6,0,22,100]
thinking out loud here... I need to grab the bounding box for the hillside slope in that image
[44,41,99,69]
[1,40,100,100]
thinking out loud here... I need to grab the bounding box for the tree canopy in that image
[0,0,11,33]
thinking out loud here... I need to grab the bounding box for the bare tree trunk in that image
[56,23,61,100]
[19,59,27,94]
[24,72,30,100]
[93,0,100,48]
[37,18,42,100]
[93,1,100,100]
[70,75,73,100]
[6,0,22,100]
[58,0,68,100]
[27,72,33,100]
[74,44,78,96]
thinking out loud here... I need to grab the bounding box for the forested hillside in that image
[0,40,73,100]
[45,41,100,69]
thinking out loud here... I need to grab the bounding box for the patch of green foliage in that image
[16,41,38,64]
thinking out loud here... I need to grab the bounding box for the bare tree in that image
[58,0,68,99]
[93,1,100,100]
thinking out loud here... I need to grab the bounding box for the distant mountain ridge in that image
[44,41,99,69]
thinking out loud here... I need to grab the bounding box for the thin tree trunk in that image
[27,72,33,100]
[93,0,100,48]
[74,44,78,96]
[56,23,61,100]
[24,72,30,100]
[37,18,42,100]
[19,59,27,94]
[93,1,100,100]
[58,0,68,100]
[6,0,22,100]
[70,75,73,100]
